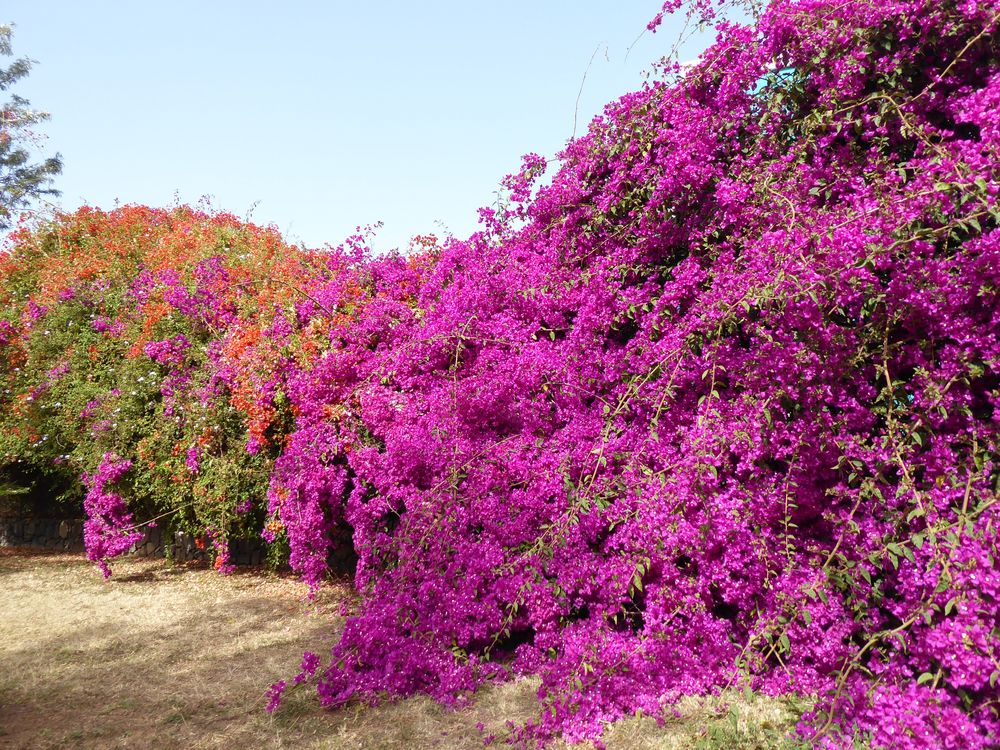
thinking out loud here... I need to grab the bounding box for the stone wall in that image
[0,516,85,552]
[0,516,269,566]
[169,531,268,566]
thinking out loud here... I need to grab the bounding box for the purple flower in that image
[265,680,287,713]
[81,454,142,578]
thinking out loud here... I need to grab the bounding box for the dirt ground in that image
[0,549,802,749]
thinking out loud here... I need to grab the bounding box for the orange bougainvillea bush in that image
[0,204,380,571]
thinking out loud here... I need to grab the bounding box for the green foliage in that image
[0,24,62,231]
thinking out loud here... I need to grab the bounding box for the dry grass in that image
[0,549,804,749]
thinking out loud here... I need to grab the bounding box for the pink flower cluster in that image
[81,454,143,578]
[261,1,1000,746]
[142,335,191,367]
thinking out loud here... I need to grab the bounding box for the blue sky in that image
[4,2,721,253]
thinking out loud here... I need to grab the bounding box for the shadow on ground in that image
[0,551,803,750]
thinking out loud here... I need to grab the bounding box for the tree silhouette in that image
[0,24,61,231]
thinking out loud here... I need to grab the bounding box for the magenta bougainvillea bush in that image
[1,0,998,747]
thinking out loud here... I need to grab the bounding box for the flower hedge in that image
[1,0,998,746]
[0,204,358,570]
